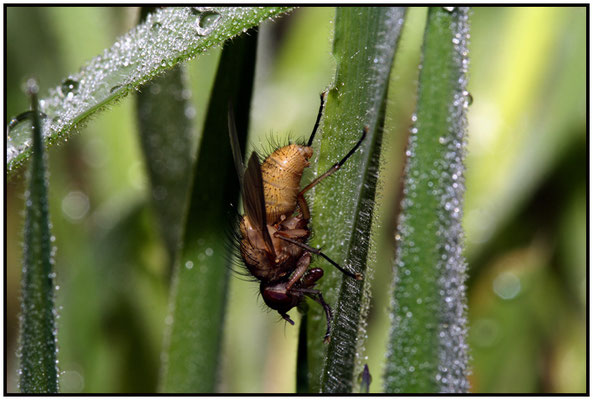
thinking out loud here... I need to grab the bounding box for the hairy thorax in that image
[239,213,310,282]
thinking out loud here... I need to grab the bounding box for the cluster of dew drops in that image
[7,6,277,168]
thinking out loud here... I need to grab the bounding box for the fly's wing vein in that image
[244,153,276,258]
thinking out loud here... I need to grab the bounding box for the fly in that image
[229,92,366,342]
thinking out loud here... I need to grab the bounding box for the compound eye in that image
[262,287,290,303]
[261,283,299,313]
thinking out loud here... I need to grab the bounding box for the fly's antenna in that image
[307,91,327,147]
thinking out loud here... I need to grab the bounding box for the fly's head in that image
[260,281,303,317]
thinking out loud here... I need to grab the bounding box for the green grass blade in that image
[383,7,471,393]
[18,80,59,393]
[296,315,309,393]
[136,8,195,266]
[6,6,292,176]
[160,31,257,393]
[304,7,406,393]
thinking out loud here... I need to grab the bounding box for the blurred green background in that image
[6,7,586,393]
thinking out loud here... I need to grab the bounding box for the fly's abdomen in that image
[261,144,313,223]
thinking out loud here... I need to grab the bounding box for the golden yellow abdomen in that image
[261,144,313,223]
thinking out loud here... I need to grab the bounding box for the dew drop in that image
[463,90,473,106]
[185,260,194,270]
[60,78,79,99]
[194,9,221,36]
[184,105,196,119]
[7,110,48,133]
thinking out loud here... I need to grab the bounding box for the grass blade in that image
[136,7,195,267]
[18,79,59,393]
[304,7,406,393]
[7,6,292,176]
[384,7,471,393]
[296,315,309,393]
[160,30,258,392]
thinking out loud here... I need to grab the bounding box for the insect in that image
[228,92,367,342]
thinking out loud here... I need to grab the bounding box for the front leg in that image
[295,287,333,343]
[275,228,309,240]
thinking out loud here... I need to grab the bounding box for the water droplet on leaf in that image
[193,9,221,36]
[7,111,47,135]
[60,78,79,99]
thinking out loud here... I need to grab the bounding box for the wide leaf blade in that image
[160,31,257,392]
[383,7,471,393]
[304,7,406,394]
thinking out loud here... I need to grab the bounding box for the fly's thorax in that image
[261,144,314,223]
[239,215,305,281]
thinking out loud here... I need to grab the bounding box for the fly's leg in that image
[298,126,368,220]
[274,229,309,240]
[301,126,368,196]
[276,235,363,281]
[285,253,311,291]
[296,193,312,221]
[273,230,313,290]
[281,313,295,326]
[306,91,327,147]
[294,287,333,343]
[301,267,324,288]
